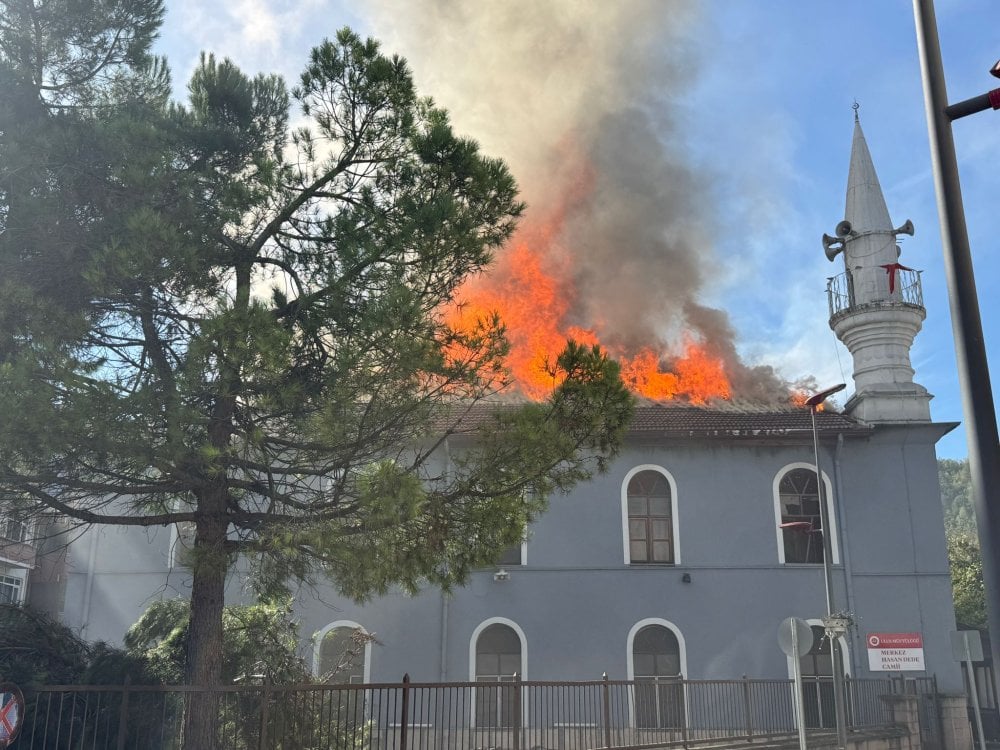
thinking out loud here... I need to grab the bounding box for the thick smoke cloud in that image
[362,0,790,403]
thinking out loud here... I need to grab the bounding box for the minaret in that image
[822,110,932,423]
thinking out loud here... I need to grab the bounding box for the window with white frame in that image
[626,469,675,564]
[474,623,522,729]
[1,515,29,543]
[775,465,838,565]
[0,573,24,604]
[496,538,525,566]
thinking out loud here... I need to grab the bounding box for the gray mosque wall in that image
[285,423,962,690]
[45,415,961,693]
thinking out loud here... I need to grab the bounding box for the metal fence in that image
[826,268,924,318]
[10,675,904,750]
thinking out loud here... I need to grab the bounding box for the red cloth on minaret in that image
[879,263,913,294]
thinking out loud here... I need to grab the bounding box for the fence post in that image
[844,675,852,729]
[258,677,271,750]
[400,673,411,750]
[932,674,943,742]
[743,674,753,742]
[513,672,522,750]
[115,676,132,750]
[602,673,612,750]
[680,680,689,750]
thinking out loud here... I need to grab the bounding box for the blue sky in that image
[153,1,999,459]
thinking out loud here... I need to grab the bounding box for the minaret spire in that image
[821,113,931,423]
[845,115,893,235]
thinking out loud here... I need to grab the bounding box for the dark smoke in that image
[363,0,792,404]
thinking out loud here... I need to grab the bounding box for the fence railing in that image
[11,675,906,750]
[827,268,923,318]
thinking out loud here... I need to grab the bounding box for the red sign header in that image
[867,633,923,649]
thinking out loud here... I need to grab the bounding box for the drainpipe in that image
[833,433,861,677]
[439,437,451,681]
[440,591,450,681]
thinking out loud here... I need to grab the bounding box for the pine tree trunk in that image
[183,495,228,750]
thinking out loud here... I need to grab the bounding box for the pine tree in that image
[0,9,633,747]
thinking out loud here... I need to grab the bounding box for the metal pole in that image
[602,673,612,750]
[965,640,988,750]
[400,673,410,750]
[791,627,808,750]
[912,0,1000,691]
[811,405,848,750]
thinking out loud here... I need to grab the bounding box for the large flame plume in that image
[365,0,791,404]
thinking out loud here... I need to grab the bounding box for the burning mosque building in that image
[16,113,962,702]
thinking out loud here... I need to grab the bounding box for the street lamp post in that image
[805,383,848,750]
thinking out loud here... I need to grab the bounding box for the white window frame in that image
[621,465,681,565]
[313,620,372,684]
[773,463,840,565]
[626,618,688,682]
[496,538,528,567]
[0,515,31,543]
[0,571,26,605]
[625,618,688,728]
[469,617,528,728]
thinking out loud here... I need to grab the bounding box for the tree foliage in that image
[0,2,634,721]
[940,458,976,536]
[0,604,157,687]
[125,598,311,684]
[948,532,986,629]
[938,458,986,628]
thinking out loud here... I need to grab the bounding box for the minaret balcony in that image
[827,268,924,322]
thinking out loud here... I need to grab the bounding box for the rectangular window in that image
[497,543,523,566]
[0,516,29,543]
[0,574,24,604]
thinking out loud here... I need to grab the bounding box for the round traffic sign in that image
[778,617,815,658]
[0,683,24,748]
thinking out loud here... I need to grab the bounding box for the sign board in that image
[866,632,924,671]
[0,684,24,747]
[951,630,984,662]
[778,617,815,658]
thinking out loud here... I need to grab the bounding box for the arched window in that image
[775,465,838,564]
[625,469,675,564]
[632,624,684,728]
[474,622,522,728]
[314,622,370,684]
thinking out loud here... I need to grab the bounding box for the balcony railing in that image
[827,268,924,319]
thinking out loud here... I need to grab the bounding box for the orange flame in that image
[790,391,828,411]
[445,223,733,403]
[620,343,731,404]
